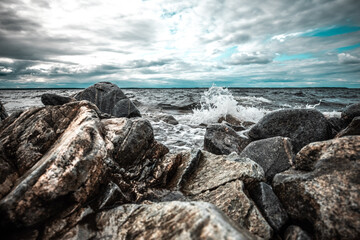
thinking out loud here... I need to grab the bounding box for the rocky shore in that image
[0,82,359,240]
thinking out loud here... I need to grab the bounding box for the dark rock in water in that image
[248,109,331,153]
[273,136,360,239]
[284,225,311,240]
[0,100,8,121]
[158,102,199,111]
[218,114,246,131]
[239,136,293,182]
[165,150,272,239]
[160,115,179,125]
[341,102,360,123]
[249,182,288,231]
[204,124,251,155]
[335,116,360,137]
[64,201,257,240]
[41,93,74,106]
[327,116,347,137]
[74,82,141,118]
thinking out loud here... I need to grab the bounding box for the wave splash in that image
[190,86,267,124]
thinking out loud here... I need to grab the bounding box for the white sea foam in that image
[189,86,267,124]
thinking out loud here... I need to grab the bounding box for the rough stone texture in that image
[341,102,360,123]
[64,201,257,240]
[204,124,251,155]
[273,136,360,239]
[248,109,331,153]
[166,150,272,239]
[327,116,347,137]
[74,82,141,118]
[0,100,8,121]
[239,136,293,182]
[284,225,312,240]
[160,115,179,125]
[335,116,360,138]
[218,114,247,131]
[41,93,74,106]
[248,182,288,231]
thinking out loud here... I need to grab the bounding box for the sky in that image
[0,0,360,88]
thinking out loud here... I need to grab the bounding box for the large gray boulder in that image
[341,102,360,123]
[204,124,251,155]
[273,136,360,239]
[41,93,74,106]
[74,82,141,118]
[239,136,293,182]
[335,116,360,138]
[0,100,8,121]
[63,201,257,240]
[248,109,331,153]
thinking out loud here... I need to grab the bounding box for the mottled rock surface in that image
[335,116,360,137]
[74,82,141,118]
[41,93,74,106]
[0,100,8,121]
[273,136,360,239]
[160,115,179,125]
[284,225,312,240]
[249,182,288,231]
[239,136,293,182]
[218,114,247,131]
[248,109,331,153]
[65,201,256,240]
[204,124,251,155]
[327,116,347,137]
[341,102,360,123]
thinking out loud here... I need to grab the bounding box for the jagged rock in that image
[327,116,347,137]
[335,116,360,138]
[0,100,8,121]
[273,136,360,239]
[341,102,360,123]
[284,225,312,240]
[165,150,272,239]
[248,109,331,153]
[239,136,293,182]
[64,201,257,240]
[218,114,246,131]
[74,82,141,118]
[160,115,179,125]
[204,124,251,155]
[41,93,74,106]
[249,182,288,231]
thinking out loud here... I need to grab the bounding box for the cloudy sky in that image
[0,0,360,88]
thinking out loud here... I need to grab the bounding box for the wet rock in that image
[273,136,360,239]
[248,109,331,153]
[327,116,347,137]
[74,82,141,118]
[160,115,179,125]
[0,100,8,121]
[65,201,257,240]
[204,124,251,155]
[341,102,360,123]
[284,225,311,240]
[249,182,288,231]
[218,114,246,131]
[239,136,293,182]
[167,150,272,239]
[41,93,74,106]
[335,116,360,138]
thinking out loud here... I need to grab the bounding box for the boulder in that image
[239,136,293,182]
[204,124,251,155]
[327,116,347,137]
[166,150,273,239]
[160,115,179,125]
[41,93,74,106]
[248,109,331,153]
[273,136,360,239]
[248,182,288,231]
[0,100,8,121]
[341,102,360,123]
[64,201,257,240]
[74,82,141,118]
[284,225,312,240]
[218,114,247,131]
[335,116,360,138]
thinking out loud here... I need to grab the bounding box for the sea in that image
[1,87,359,152]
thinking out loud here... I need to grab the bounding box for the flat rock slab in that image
[64,201,257,240]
